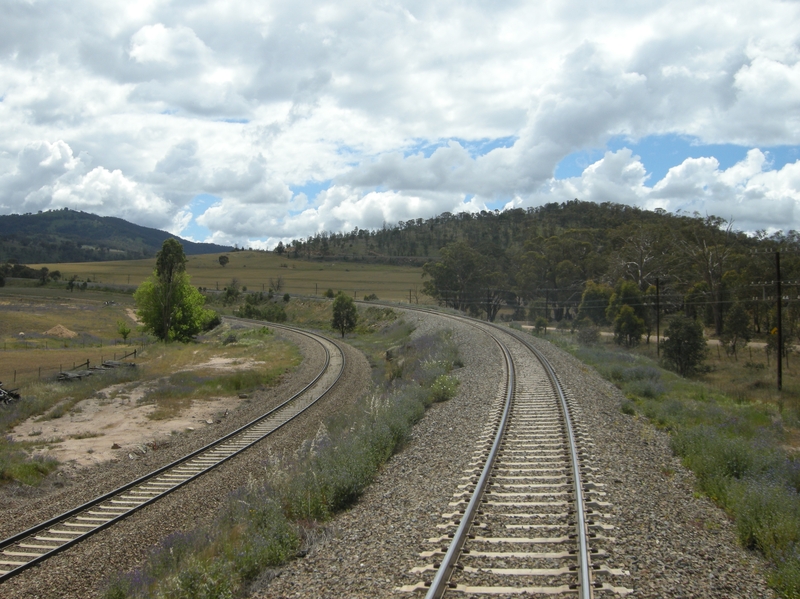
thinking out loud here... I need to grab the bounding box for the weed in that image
[430,374,459,403]
[559,335,800,598]
[102,309,462,598]
[70,431,102,440]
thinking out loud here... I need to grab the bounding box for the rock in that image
[238,393,248,399]
[206,419,213,425]
[111,443,121,449]
[128,453,136,460]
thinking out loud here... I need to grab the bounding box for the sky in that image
[1,1,799,249]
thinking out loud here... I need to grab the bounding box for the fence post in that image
[13,370,15,383]
[38,367,41,380]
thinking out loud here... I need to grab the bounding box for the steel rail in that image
[0,319,344,583]
[502,326,593,598]
[408,307,593,598]
[425,334,514,599]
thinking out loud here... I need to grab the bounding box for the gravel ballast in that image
[1,311,778,598]
[1,328,372,599]
[255,314,776,599]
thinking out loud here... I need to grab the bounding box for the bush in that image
[662,316,707,376]
[429,374,460,403]
[576,325,600,345]
[613,305,644,347]
[533,316,548,334]
[323,288,335,298]
[283,293,290,303]
[363,293,378,301]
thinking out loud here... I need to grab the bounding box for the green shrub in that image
[576,325,599,345]
[430,374,459,403]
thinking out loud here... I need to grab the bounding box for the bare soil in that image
[9,358,264,467]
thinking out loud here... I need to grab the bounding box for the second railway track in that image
[401,314,632,598]
[0,318,344,583]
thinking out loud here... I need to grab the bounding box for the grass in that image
[546,329,800,598]
[0,298,301,486]
[0,283,142,387]
[29,249,428,303]
[102,309,462,599]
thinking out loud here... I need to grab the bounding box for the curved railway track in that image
[0,318,344,583]
[400,312,631,598]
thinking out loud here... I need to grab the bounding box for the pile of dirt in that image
[45,324,78,338]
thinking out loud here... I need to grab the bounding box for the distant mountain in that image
[0,208,233,263]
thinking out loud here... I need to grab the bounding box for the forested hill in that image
[284,200,800,337]
[282,200,715,264]
[0,208,233,263]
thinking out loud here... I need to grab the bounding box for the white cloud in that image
[523,148,800,232]
[0,0,799,245]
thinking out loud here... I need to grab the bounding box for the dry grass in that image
[29,250,428,302]
[633,339,800,416]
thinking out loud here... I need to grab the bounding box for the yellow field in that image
[30,251,428,302]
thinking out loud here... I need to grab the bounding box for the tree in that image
[218,255,229,268]
[606,280,645,323]
[662,316,708,376]
[721,302,751,360]
[578,281,613,325]
[275,241,285,255]
[39,267,49,285]
[269,275,284,294]
[332,292,358,338]
[117,320,132,342]
[614,305,645,347]
[134,239,214,341]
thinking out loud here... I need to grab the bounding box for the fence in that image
[2,347,142,389]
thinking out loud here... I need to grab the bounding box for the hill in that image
[0,208,232,263]
[285,200,798,337]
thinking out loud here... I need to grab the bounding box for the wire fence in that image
[1,341,150,389]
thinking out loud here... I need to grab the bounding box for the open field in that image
[0,285,141,386]
[29,250,429,302]
[0,295,302,484]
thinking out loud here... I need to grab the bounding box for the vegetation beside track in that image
[102,312,461,599]
[542,329,800,598]
[0,291,299,486]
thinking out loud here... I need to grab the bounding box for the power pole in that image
[777,251,782,391]
[544,291,549,335]
[656,278,660,357]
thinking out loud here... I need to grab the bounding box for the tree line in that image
[369,201,800,357]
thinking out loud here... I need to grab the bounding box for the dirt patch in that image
[10,384,247,467]
[126,308,141,325]
[188,357,266,371]
[44,324,78,338]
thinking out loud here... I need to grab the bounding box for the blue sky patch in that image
[180,193,219,240]
[290,180,332,201]
[405,136,517,159]
[554,134,800,183]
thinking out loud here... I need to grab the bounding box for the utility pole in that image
[656,278,660,357]
[777,251,782,391]
[544,291,549,335]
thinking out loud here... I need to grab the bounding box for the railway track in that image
[0,319,344,583]
[400,314,631,597]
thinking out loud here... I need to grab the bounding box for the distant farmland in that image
[30,251,429,303]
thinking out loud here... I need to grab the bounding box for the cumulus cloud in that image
[0,0,799,245]
[523,149,800,232]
